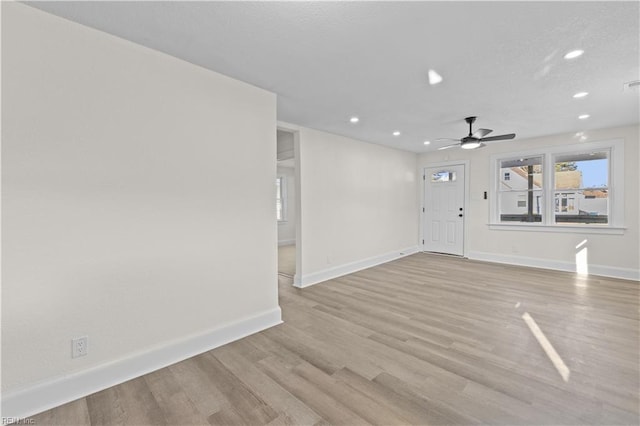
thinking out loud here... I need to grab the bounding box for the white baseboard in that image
[294,246,420,288]
[467,251,639,281]
[1,307,282,420]
[278,239,295,247]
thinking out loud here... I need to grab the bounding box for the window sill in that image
[488,223,625,235]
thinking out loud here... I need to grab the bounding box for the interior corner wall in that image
[292,124,419,286]
[417,124,640,279]
[1,2,279,415]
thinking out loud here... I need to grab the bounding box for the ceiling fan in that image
[437,116,516,150]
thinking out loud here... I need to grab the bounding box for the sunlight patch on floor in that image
[522,312,571,382]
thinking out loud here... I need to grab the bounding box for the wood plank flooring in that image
[278,244,296,277]
[32,253,639,425]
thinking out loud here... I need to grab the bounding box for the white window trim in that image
[489,138,625,234]
[277,175,287,223]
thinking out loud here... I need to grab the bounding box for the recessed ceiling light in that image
[578,114,590,120]
[423,141,431,145]
[564,49,584,59]
[349,116,359,123]
[573,92,589,98]
[428,69,443,85]
[392,131,401,136]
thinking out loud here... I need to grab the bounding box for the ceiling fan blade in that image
[480,133,516,142]
[435,138,460,142]
[437,143,460,150]
[472,128,492,138]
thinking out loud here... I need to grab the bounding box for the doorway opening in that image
[276,128,298,279]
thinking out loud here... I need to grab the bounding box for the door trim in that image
[421,160,470,257]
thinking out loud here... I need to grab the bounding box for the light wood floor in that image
[278,244,296,277]
[32,254,639,425]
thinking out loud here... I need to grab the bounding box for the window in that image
[431,170,457,182]
[553,151,608,224]
[497,156,543,222]
[490,139,624,233]
[276,176,286,221]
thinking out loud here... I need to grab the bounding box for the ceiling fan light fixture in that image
[428,69,443,85]
[461,141,481,149]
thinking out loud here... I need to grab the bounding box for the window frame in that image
[489,139,625,234]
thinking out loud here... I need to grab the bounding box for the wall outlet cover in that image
[72,336,88,358]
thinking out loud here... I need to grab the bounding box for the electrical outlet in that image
[72,336,88,358]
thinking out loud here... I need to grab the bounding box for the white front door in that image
[423,164,465,256]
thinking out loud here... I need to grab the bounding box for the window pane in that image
[499,157,543,191]
[498,157,543,222]
[555,151,608,190]
[431,171,456,182]
[554,191,608,224]
[553,151,608,224]
[498,190,543,222]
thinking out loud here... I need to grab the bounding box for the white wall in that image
[418,124,640,279]
[277,165,296,244]
[285,123,419,286]
[2,2,279,416]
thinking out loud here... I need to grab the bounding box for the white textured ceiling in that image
[26,1,640,153]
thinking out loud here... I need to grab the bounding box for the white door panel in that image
[424,165,465,256]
